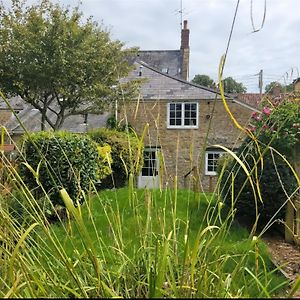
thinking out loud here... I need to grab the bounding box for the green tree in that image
[222,77,247,94]
[265,81,283,93]
[0,0,139,130]
[264,81,294,93]
[191,74,216,88]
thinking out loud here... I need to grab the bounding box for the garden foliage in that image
[88,128,143,188]
[220,97,300,225]
[19,131,106,207]
[0,0,138,130]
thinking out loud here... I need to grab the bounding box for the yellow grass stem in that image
[60,188,116,297]
[218,55,246,133]
[9,223,39,282]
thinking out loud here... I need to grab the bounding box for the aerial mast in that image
[180,0,183,28]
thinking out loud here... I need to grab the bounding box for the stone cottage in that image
[113,20,255,191]
[121,60,256,192]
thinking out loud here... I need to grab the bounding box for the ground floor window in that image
[205,150,225,176]
[141,149,158,177]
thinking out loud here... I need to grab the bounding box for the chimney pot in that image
[183,20,188,29]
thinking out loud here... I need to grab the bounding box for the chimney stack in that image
[180,20,190,81]
[181,20,189,49]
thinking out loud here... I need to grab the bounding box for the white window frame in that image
[167,102,198,129]
[205,150,225,176]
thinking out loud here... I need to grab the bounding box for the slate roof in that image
[0,96,26,111]
[127,61,258,112]
[137,50,182,78]
[4,60,257,135]
[5,103,110,134]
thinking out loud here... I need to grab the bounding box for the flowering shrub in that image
[220,96,300,227]
[247,98,300,155]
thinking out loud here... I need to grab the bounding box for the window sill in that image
[205,172,217,176]
[167,125,199,129]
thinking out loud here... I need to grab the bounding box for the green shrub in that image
[88,128,143,189]
[220,99,300,228]
[19,131,101,208]
[220,138,297,227]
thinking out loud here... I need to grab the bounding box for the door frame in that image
[137,147,160,189]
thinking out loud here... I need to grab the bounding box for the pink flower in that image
[262,107,271,116]
[251,111,262,122]
[262,124,268,130]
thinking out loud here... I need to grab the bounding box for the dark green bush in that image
[88,128,143,189]
[19,131,99,207]
[220,99,300,229]
[220,138,297,227]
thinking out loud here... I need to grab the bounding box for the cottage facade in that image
[117,20,255,191]
[121,61,255,191]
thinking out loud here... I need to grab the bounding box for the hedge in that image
[19,131,106,207]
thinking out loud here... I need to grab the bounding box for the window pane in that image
[183,103,197,127]
[185,103,191,110]
[141,151,157,176]
[191,103,197,110]
[169,103,182,126]
[208,165,214,172]
[176,119,181,125]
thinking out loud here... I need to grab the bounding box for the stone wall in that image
[0,111,12,125]
[122,98,252,191]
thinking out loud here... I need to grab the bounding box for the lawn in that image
[22,187,288,298]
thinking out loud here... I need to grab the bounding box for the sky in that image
[3,0,300,93]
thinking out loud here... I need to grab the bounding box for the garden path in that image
[262,233,300,298]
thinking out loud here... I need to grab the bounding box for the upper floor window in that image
[167,102,198,129]
[161,67,169,74]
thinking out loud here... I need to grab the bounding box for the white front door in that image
[138,148,160,189]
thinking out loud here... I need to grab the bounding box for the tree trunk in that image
[41,112,46,131]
